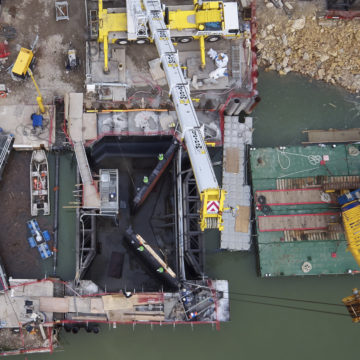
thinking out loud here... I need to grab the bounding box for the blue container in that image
[28,237,36,248]
[44,243,51,255]
[42,230,51,242]
[338,189,360,206]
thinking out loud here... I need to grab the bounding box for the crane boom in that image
[143,0,225,231]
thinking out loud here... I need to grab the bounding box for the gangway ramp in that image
[220,116,253,251]
[73,141,93,186]
[67,93,100,209]
[258,212,341,232]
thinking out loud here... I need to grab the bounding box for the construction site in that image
[2,0,360,357]
[0,0,257,355]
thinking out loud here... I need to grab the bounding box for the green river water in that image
[21,71,360,360]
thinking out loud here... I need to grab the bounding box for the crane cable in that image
[181,281,347,317]
[227,291,344,307]
[229,297,348,318]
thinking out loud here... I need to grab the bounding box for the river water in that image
[22,71,360,360]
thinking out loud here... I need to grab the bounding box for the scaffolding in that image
[55,1,69,21]
[99,169,119,214]
[0,134,14,182]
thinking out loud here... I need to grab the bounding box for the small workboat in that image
[30,150,50,216]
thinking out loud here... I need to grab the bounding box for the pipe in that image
[225,98,240,116]
[93,82,129,87]
[176,146,186,281]
[28,68,45,114]
[233,98,250,116]
[53,153,60,276]
[103,36,109,73]
[199,36,206,69]
[245,95,261,114]
[133,140,179,209]
[86,109,168,113]
[124,227,180,289]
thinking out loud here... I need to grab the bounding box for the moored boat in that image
[30,150,50,216]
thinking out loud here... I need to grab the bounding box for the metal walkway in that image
[220,116,253,251]
[73,141,100,209]
[74,141,92,185]
[0,134,14,181]
[67,93,100,209]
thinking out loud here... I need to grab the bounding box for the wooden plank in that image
[258,212,341,232]
[303,128,360,144]
[90,298,105,314]
[102,295,132,311]
[67,297,91,313]
[136,234,177,278]
[106,310,164,322]
[39,297,69,313]
[225,147,239,173]
[71,315,108,321]
[235,206,250,232]
[82,113,98,141]
[255,188,337,205]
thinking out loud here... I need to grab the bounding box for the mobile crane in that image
[97,0,243,72]
[96,0,229,231]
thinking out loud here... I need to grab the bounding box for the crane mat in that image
[255,188,337,206]
[235,206,250,233]
[225,147,239,173]
[258,212,341,232]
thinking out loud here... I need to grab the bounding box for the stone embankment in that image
[256,1,360,92]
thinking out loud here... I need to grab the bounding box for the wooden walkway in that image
[303,128,360,144]
[256,188,336,205]
[258,212,341,232]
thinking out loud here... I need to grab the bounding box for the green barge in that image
[250,144,360,277]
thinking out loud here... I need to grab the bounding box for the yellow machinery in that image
[12,48,45,114]
[343,288,360,322]
[200,188,226,231]
[338,188,360,267]
[341,200,360,267]
[94,0,244,230]
[97,0,242,72]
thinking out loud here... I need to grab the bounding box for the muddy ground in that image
[0,0,195,107]
[0,0,86,105]
[0,151,53,279]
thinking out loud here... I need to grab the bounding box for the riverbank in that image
[256,0,360,93]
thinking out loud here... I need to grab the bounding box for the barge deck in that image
[251,144,360,277]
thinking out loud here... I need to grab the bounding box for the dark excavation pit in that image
[83,136,178,292]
